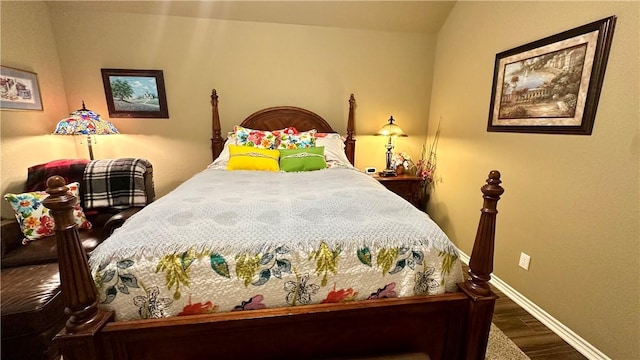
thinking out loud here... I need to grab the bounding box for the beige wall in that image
[50,3,434,196]
[1,2,436,217]
[429,2,639,359]
[0,1,73,217]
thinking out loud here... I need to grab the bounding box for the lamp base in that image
[379,169,397,177]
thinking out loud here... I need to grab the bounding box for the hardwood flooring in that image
[491,285,588,360]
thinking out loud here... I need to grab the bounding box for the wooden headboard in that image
[210,90,356,164]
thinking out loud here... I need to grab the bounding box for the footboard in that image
[43,171,503,360]
[99,294,469,359]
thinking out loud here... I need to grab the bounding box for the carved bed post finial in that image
[345,94,356,165]
[44,176,113,359]
[457,170,503,359]
[211,89,224,161]
[465,170,504,296]
[43,176,103,331]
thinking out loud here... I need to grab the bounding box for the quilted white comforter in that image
[90,167,463,321]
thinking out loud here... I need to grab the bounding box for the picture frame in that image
[1,66,43,111]
[101,69,169,118]
[487,16,616,135]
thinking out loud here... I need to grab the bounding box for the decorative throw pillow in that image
[233,125,279,149]
[227,145,280,171]
[279,147,327,172]
[4,182,93,242]
[276,128,317,149]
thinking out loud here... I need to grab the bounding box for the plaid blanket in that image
[26,159,90,192]
[83,158,152,210]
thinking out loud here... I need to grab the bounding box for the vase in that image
[396,165,404,175]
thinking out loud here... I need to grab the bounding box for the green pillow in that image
[279,147,327,172]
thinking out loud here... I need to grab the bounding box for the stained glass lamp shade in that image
[53,101,119,160]
[376,115,407,176]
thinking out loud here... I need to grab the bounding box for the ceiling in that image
[46,1,457,34]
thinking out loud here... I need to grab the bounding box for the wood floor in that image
[491,285,588,360]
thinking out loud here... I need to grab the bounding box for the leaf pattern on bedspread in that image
[235,246,293,287]
[236,254,262,287]
[376,247,425,276]
[357,247,372,266]
[210,253,230,278]
[309,241,341,286]
[156,248,206,300]
[376,247,399,275]
[95,259,140,304]
[439,250,459,284]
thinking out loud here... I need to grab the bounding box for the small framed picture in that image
[101,69,169,118]
[1,66,43,111]
[487,16,616,135]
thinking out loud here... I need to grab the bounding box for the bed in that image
[43,90,504,360]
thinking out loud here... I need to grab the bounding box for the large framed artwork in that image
[101,69,169,118]
[0,66,43,111]
[487,16,616,135]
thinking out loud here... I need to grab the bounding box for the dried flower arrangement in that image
[416,121,440,193]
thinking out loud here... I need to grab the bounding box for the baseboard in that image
[458,252,610,360]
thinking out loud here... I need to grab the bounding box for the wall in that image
[46,4,433,200]
[428,2,639,359]
[0,1,73,217]
[1,2,436,218]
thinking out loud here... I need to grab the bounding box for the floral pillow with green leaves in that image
[233,125,280,149]
[4,182,92,242]
[276,128,317,149]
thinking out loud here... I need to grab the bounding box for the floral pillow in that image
[4,182,92,242]
[233,125,280,149]
[276,127,317,149]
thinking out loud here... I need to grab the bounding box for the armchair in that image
[1,158,154,360]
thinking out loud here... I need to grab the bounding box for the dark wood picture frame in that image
[487,16,616,135]
[101,69,169,118]
[0,66,43,111]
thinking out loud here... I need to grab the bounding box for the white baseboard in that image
[458,252,610,360]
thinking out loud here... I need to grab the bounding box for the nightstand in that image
[373,174,422,209]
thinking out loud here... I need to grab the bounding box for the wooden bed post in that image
[458,170,504,359]
[345,93,356,165]
[211,89,224,161]
[43,176,113,360]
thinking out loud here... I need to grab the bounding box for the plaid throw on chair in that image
[83,158,152,210]
[26,159,90,192]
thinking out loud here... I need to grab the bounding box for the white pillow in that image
[208,136,235,169]
[315,133,353,167]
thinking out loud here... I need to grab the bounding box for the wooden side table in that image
[373,173,422,209]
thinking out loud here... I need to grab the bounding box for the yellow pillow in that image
[227,145,280,171]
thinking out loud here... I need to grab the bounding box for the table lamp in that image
[53,101,119,160]
[376,115,407,177]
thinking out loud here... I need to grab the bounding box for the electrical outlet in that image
[518,252,531,270]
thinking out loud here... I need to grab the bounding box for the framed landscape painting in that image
[487,16,616,135]
[0,66,43,111]
[101,69,169,118]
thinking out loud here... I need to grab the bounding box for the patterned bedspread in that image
[90,167,463,321]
